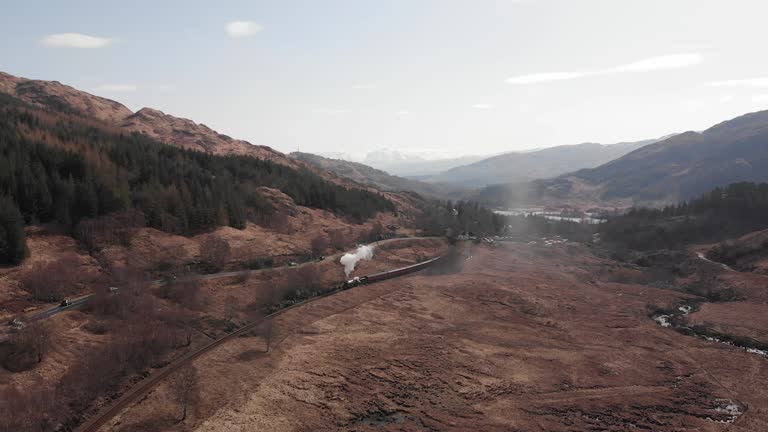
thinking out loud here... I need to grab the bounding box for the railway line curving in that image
[75,253,444,432]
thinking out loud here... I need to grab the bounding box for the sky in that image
[2,0,768,159]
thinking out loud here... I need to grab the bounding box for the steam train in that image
[341,255,443,289]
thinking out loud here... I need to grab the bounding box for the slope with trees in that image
[0,95,394,264]
[599,182,768,250]
[291,151,460,199]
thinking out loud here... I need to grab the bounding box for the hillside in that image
[291,152,461,199]
[598,182,768,250]
[0,71,132,123]
[708,228,768,274]
[542,111,768,204]
[426,139,657,187]
[473,111,768,207]
[0,73,421,272]
[0,72,306,172]
[0,93,394,237]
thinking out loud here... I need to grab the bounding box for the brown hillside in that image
[0,70,398,194]
[0,71,132,123]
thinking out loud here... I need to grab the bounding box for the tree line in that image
[417,199,596,242]
[0,98,394,263]
[600,182,768,250]
[417,200,507,238]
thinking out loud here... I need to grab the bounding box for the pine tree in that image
[0,196,28,265]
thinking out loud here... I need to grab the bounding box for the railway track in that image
[75,253,444,432]
[24,237,439,323]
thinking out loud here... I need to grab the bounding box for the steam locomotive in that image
[341,255,442,289]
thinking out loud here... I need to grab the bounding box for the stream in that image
[652,300,768,359]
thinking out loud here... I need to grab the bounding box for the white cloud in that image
[506,72,586,85]
[609,54,702,72]
[719,95,735,103]
[707,77,768,87]
[352,84,373,90]
[42,33,113,48]
[225,21,263,38]
[92,84,138,93]
[472,104,495,109]
[506,53,702,85]
[751,94,768,104]
[313,109,349,115]
[684,98,703,108]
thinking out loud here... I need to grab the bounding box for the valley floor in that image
[103,242,768,432]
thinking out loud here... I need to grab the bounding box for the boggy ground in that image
[0,238,446,426]
[105,242,768,432]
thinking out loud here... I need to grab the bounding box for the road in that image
[28,295,92,320]
[22,236,438,323]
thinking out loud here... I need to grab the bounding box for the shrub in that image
[199,235,230,273]
[20,256,80,302]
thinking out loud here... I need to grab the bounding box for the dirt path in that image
[696,251,735,272]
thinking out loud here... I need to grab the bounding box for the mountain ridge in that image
[0,71,306,172]
[425,139,661,187]
[290,151,462,200]
[564,110,768,203]
[473,110,768,207]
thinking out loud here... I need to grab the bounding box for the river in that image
[494,208,606,224]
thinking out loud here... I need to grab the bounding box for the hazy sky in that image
[2,0,768,159]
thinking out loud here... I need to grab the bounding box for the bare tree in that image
[4,321,51,371]
[20,256,80,302]
[248,307,276,353]
[91,265,149,319]
[169,364,199,422]
[27,321,51,364]
[367,221,385,242]
[158,269,201,309]
[0,384,55,432]
[260,318,275,353]
[165,307,196,347]
[243,282,279,352]
[76,210,145,252]
[293,264,324,294]
[268,210,294,234]
[199,235,231,272]
[181,316,195,347]
[310,234,329,258]
[224,295,237,328]
[329,229,348,251]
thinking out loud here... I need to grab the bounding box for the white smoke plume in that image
[340,245,375,277]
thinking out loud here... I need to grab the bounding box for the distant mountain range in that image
[314,150,489,178]
[423,139,664,187]
[291,152,460,200]
[564,111,768,203]
[476,110,768,207]
[360,150,489,178]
